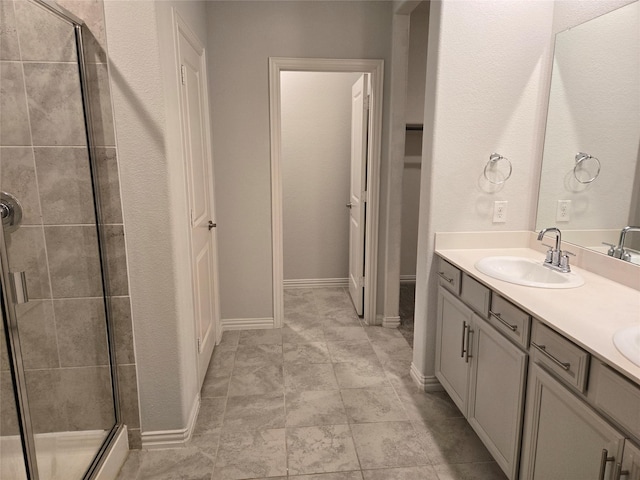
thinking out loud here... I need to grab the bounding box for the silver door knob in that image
[346,203,353,209]
[208,221,216,230]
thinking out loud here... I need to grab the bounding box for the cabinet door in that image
[435,287,473,415]
[521,364,625,480]
[619,441,640,480]
[468,317,527,480]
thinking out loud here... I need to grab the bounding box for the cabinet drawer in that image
[531,321,590,392]
[461,273,490,317]
[488,295,530,348]
[437,258,461,295]
[588,360,640,441]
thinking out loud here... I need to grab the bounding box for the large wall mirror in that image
[535,1,639,261]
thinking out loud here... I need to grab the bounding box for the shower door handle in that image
[10,271,29,304]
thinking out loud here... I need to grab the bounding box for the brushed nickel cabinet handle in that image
[465,325,473,363]
[461,322,468,358]
[599,449,615,480]
[489,310,517,332]
[438,272,454,284]
[531,342,571,371]
[614,462,629,479]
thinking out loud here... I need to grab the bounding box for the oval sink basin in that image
[475,256,584,289]
[613,325,640,367]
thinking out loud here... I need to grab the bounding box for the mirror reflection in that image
[536,1,640,263]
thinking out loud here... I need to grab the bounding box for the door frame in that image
[268,57,384,327]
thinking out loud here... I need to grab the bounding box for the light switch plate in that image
[493,201,507,223]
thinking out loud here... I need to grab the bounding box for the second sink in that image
[475,256,585,289]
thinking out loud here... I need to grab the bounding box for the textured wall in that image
[413,0,555,382]
[104,0,209,440]
[406,1,429,125]
[281,71,361,282]
[207,1,393,321]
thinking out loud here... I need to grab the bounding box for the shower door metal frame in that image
[0,224,39,480]
[0,1,124,478]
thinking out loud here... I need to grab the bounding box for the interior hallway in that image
[116,288,506,479]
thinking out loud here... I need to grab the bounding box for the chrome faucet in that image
[604,226,640,262]
[537,227,573,272]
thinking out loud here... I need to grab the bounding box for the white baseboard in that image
[400,275,416,283]
[222,317,274,330]
[141,394,200,449]
[283,278,349,289]
[363,313,383,326]
[95,425,128,480]
[382,315,401,328]
[410,363,444,392]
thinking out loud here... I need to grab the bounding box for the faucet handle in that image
[601,242,616,256]
[559,250,575,272]
[542,243,555,264]
[541,243,554,264]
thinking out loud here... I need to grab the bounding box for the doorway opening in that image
[269,58,384,327]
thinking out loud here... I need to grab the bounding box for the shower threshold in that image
[1,429,108,480]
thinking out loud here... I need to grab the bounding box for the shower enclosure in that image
[1,0,123,478]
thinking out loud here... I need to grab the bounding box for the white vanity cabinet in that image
[468,315,527,479]
[435,287,473,415]
[618,441,640,480]
[520,363,625,480]
[434,252,640,480]
[435,274,527,479]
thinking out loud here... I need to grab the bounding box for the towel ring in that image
[574,152,600,184]
[483,153,512,185]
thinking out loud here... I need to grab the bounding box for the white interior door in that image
[348,74,369,315]
[177,17,220,387]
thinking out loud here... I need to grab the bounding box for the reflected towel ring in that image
[574,152,601,184]
[483,153,512,185]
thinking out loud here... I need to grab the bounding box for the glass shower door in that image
[0,0,118,478]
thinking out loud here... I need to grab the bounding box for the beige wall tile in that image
[15,300,59,369]
[117,364,139,429]
[45,225,102,297]
[111,296,134,365]
[25,368,69,433]
[34,147,95,225]
[0,62,31,145]
[0,147,41,224]
[103,224,128,295]
[55,297,109,367]
[0,1,20,61]
[14,0,75,62]
[5,225,51,299]
[23,63,86,146]
[62,365,115,430]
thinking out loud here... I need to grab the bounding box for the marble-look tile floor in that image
[116,287,507,480]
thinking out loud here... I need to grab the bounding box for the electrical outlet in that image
[557,200,571,222]
[493,200,507,223]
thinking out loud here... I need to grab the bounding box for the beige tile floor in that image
[116,288,507,480]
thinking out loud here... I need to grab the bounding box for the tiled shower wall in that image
[0,0,140,448]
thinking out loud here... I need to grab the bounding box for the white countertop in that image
[435,246,640,385]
